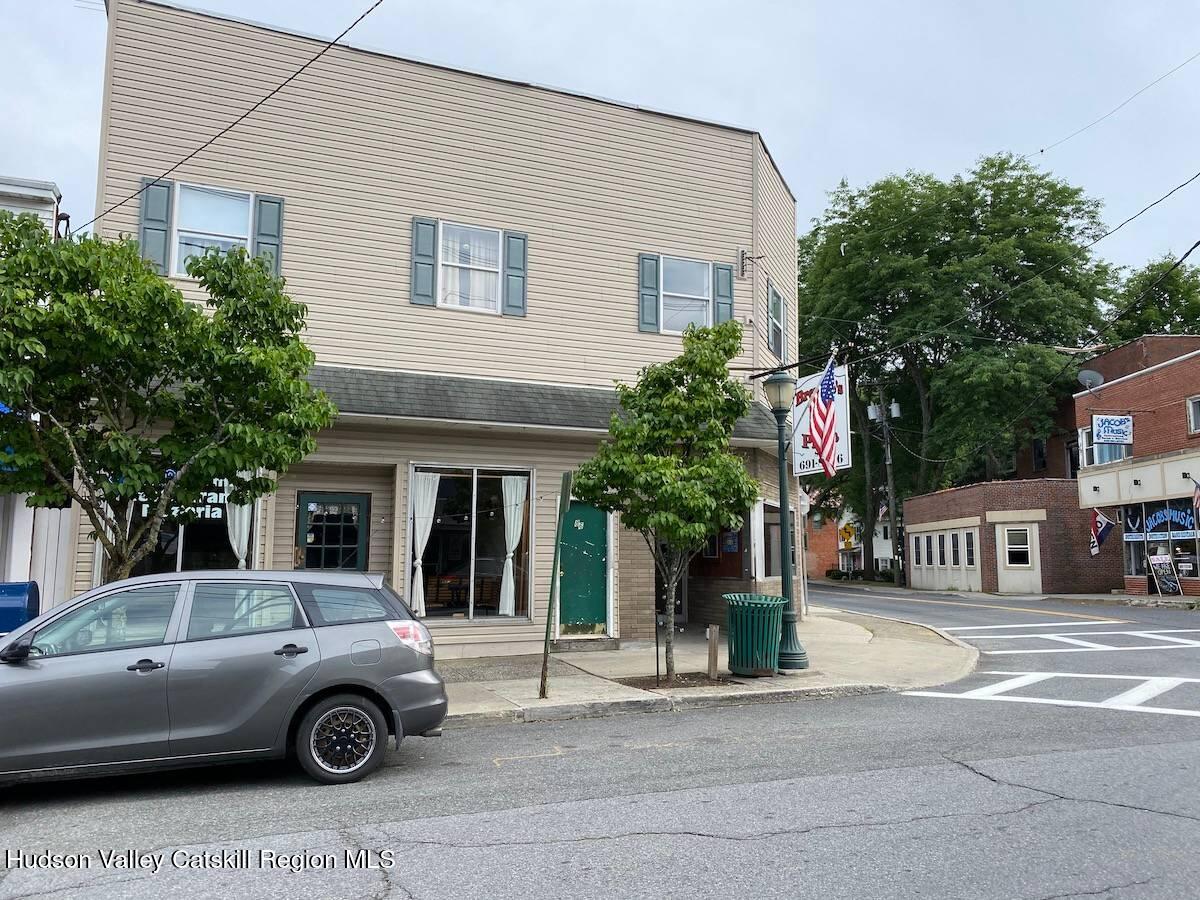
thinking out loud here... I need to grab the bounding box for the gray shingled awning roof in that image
[309,366,779,442]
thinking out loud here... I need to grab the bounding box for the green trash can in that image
[724,593,787,677]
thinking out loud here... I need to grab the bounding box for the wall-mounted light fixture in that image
[1092,485,1100,492]
[1185,472,1192,480]
[1132,479,1142,486]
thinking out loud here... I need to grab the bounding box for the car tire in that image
[295,694,388,785]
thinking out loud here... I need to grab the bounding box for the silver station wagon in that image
[0,571,447,785]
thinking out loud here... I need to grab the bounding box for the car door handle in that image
[274,644,308,657]
[127,659,165,673]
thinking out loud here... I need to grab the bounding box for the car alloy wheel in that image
[309,706,377,774]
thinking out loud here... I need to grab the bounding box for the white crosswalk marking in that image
[965,628,1200,655]
[940,621,1123,631]
[1041,635,1109,649]
[905,671,1200,718]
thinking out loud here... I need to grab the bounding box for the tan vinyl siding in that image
[0,196,56,231]
[99,0,760,388]
[751,136,799,399]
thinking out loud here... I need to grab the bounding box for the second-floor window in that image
[1032,438,1047,472]
[1079,426,1131,467]
[661,257,712,334]
[440,222,502,313]
[174,184,252,276]
[768,282,785,360]
[1188,396,1200,435]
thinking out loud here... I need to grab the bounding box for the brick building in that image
[904,480,1123,594]
[1074,347,1200,596]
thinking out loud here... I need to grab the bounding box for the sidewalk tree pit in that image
[0,212,336,582]
[574,320,759,683]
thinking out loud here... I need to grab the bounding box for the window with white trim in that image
[173,184,252,276]
[1188,396,1200,435]
[951,532,961,566]
[913,535,922,566]
[937,533,947,566]
[965,530,976,567]
[661,257,712,334]
[925,535,933,567]
[1078,426,1131,467]
[768,282,785,360]
[439,222,502,313]
[1004,527,1032,567]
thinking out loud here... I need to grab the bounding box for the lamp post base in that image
[778,609,809,670]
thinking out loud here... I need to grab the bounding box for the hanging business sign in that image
[1149,554,1183,596]
[792,364,853,477]
[1092,414,1133,445]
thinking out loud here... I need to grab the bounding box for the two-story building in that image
[1074,346,1200,596]
[68,0,802,656]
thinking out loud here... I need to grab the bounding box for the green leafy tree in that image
[1109,255,1200,341]
[798,153,1111,494]
[0,212,336,582]
[573,321,759,682]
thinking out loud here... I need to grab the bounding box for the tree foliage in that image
[0,212,336,582]
[797,153,1113,506]
[573,321,759,681]
[1108,255,1200,341]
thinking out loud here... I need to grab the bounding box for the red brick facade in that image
[1074,351,1200,457]
[805,517,841,577]
[904,479,1124,594]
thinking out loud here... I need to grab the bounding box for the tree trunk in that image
[907,361,934,491]
[662,567,678,684]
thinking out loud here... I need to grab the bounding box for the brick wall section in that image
[904,479,1124,594]
[806,518,841,576]
[618,525,656,641]
[1074,352,1200,458]
[1014,337,1200,479]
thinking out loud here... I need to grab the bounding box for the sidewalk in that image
[437,609,977,727]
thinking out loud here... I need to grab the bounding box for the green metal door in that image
[296,492,369,571]
[559,501,608,635]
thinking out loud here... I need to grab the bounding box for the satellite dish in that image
[1077,369,1105,390]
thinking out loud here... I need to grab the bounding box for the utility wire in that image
[761,161,1200,381]
[71,0,385,236]
[885,238,1200,467]
[1025,47,1200,157]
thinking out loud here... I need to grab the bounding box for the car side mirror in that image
[0,633,33,663]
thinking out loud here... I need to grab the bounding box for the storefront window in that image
[1122,501,1198,578]
[413,467,530,619]
[1168,498,1198,580]
[129,478,246,577]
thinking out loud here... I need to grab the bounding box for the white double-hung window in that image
[439,222,502,313]
[661,257,712,334]
[768,282,785,360]
[1078,426,1131,467]
[173,184,252,276]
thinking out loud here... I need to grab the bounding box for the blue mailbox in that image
[0,582,40,634]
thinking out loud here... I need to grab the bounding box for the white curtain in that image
[225,473,253,569]
[410,472,441,617]
[499,475,528,617]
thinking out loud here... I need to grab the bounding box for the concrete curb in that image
[815,606,980,685]
[442,681,897,728]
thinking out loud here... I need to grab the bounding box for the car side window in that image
[186,583,302,641]
[31,585,180,658]
[294,585,393,626]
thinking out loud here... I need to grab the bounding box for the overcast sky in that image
[4,0,1197,272]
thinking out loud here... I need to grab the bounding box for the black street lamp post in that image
[763,371,809,671]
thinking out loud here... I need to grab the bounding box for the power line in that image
[804,45,1200,259]
[71,0,385,236]
[1025,47,1200,157]
[763,160,1200,381]
[886,238,1200,467]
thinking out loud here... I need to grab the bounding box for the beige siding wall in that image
[100,0,765,389]
[749,137,799,404]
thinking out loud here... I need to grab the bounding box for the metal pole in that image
[879,389,904,587]
[775,409,809,670]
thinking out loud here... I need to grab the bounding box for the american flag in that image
[809,356,839,477]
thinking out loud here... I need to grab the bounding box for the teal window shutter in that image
[138,178,173,275]
[713,262,734,324]
[411,217,438,306]
[502,231,527,316]
[252,195,284,275]
[637,253,660,332]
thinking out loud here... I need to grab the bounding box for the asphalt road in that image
[3,585,1200,899]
